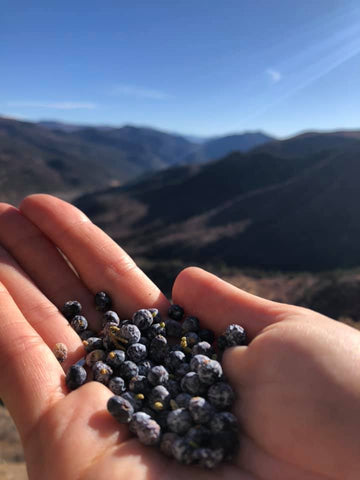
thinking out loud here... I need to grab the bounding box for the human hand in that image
[0,195,359,480]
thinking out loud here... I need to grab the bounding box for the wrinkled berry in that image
[107,395,134,423]
[167,408,193,435]
[132,309,154,330]
[62,300,82,320]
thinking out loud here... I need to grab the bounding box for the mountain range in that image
[0,116,274,204]
[74,130,360,271]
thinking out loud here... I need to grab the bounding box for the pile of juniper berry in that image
[61,291,247,469]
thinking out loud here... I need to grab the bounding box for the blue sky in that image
[1,0,360,137]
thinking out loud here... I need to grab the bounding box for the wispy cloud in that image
[7,101,97,110]
[266,68,282,83]
[112,84,173,100]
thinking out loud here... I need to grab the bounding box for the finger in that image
[20,194,170,318]
[0,245,83,370]
[172,267,298,338]
[0,281,64,442]
[0,203,100,330]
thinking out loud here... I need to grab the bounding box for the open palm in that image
[0,195,359,480]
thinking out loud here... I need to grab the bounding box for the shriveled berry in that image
[66,364,87,390]
[197,359,223,385]
[207,382,234,410]
[190,354,209,372]
[129,411,151,434]
[168,304,184,321]
[132,309,153,330]
[70,315,88,333]
[224,324,247,347]
[182,316,200,333]
[167,408,193,434]
[135,418,161,446]
[108,376,126,395]
[147,365,169,386]
[107,395,134,423]
[85,349,106,367]
[95,291,112,312]
[180,372,207,396]
[92,361,113,385]
[189,396,214,424]
[53,343,68,363]
[127,343,147,363]
[119,324,141,345]
[164,350,186,372]
[62,300,82,320]
[119,360,139,380]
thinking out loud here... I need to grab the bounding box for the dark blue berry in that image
[85,349,106,367]
[119,360,139,380]
[207,382,234,410]
[121,391,143,411]
[197,359,223,385]
[224,324,247,347]
[180,372,207,396]
[164,350,186,372]
[198,329,215,344]
[148,385,171,411]
[82,337,103,352]
[70,315,88,333]
[167,408,193,434]
[95,291,112,312]
[135,417,161,446]
[210,411,238,433]
[102,310,120,327]
[166,379,181,398]
[92,361,113,385]
[182,316,200,333]
[192,448,224,468]
[62,300,82,320]
[147,365,169,386]
[168,304,184,321]
[144,322,166,340]
[127,343,147,363]
[79,329,96,341]
[165,319,183,338]
[137,359,153,376]
[174,392,192,409]
[186,426,211,448]
[132,309,154,330]
[129,411,151,434]
[192,341,214,357]
[172,437,193,464]
[189,396,214,424]
[148,308,161,323]
[190,354,209,372]
[160,432,179,457]
[129,375,150,395]
[65,364,87,390]
[108,376,126,395]
[107,395,134,423]
[149,335,168,363]
[106,349,126,369]
[119,324,141,345]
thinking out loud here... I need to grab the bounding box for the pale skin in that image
[0,195,359,480]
